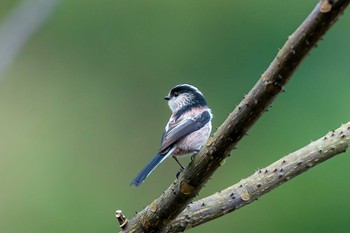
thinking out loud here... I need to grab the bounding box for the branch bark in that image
[119,0,350,232]
[163,122,350,232]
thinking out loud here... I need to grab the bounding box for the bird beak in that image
[164,96,170,100]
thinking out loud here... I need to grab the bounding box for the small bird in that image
[130,84,213,186]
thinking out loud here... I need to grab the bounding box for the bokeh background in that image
[0,0,349,232]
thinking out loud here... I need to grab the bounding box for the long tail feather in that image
[130,152,167,187]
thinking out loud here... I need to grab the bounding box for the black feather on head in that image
[169,84,207,106]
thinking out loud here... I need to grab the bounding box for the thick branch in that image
[163,122,350,232]
[120,1,350,232]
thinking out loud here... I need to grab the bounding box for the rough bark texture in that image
[120,1,350,232]
[163,122,350,232]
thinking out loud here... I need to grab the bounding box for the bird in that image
[130,84,213,187]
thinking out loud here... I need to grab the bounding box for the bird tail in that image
[130,149,174,187]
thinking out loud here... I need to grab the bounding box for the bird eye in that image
[173,92,179,97]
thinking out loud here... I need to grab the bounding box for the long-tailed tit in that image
[130,84,213,187]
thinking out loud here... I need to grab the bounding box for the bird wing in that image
[159,110,211,153]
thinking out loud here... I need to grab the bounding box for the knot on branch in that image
[264,80,284,95]
[320,0,334,13]
[240,188,251,201]
[180,180,196,196]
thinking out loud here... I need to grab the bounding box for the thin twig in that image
[163,122,350,232]
[120,0,350,232]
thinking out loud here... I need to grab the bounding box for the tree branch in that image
[119,0,350,232]
[163,122,350,232]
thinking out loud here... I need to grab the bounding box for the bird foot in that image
[191,150,200,161]
[176,167,184,179]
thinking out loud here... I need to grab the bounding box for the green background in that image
[0,1,349,233]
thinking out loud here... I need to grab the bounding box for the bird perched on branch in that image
[131,84,213,186]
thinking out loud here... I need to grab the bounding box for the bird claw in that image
[191,154,197,161]
[176,168,184,179]
[191,150,200,161]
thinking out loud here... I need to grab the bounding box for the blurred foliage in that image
[0,1,349,233]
